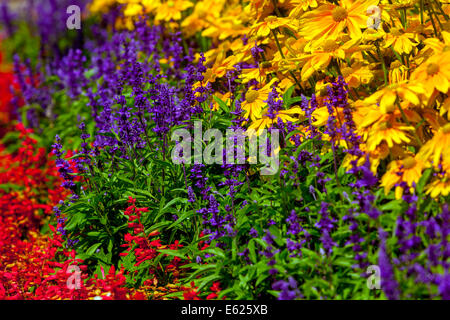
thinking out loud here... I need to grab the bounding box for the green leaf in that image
[86,243,102,256]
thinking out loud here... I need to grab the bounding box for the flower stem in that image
[271,29,304,93]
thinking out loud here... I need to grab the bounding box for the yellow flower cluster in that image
[88,0,450,199]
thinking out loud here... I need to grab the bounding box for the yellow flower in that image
[382,0,418,9]
[422,31,450,54]
[181,0,224,36]
[247,0,275,20]
[202,54,238,84]
[240,64,276,84]
[312,105,345,127]
[439,96,450,120]
[300,38,358,81]
[361,26,386,42]
[123,2,144,17]
[201,5,248,40]
[211,92,231,111]
[381,156,425,198]
[249,107,305,134]
[388,60,409,84]
[90,0,118,13]
[250,16,298,38]
[300,0,379,41]
[384,27,417,54]
[417,122,450,166]
[426,171,450,198]
[155,0,193,22]
[410,52,450,94]
[365,114,415,151]
[241,79,277,121]
[141,0,161,12]
[363,81,427,113]
[341,62,374,87]
[286,0,319,18]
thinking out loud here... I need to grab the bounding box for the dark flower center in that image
[245,90,259,103]
[332,7,348,22]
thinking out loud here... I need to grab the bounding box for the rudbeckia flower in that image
[384,27,417,55]
[423,31,450,54]
[388,60,409,84]
[203,54,238,83]
[300,38,359,81]
[341,62,375,87]
[241,79,278,121]
[299,0,379,41]
[410,52,450,94]
[439,96,450,120]
[89,0,118,13]
[286,0,319,18]
[417,122,450,166]
[240,64,275,84]
[122,1,146,17]
[426,171,450,198]
[247,0,275,20]
[211,92,231,111]
[155,0,193,22]
[248,107,305,134]
[365,114,415,151]
[249,16,298,38]
[381,156,426,198]
[181,0,224,36]
[363,81,427,113]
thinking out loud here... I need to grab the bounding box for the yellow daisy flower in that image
[363,81,427,113]
[241,79,277,121]
[366,114,415,151]
[410,52,450,94]
[381,156,426,198]
[299,0,379,41]
[300,38,359,81]
[417,122,450,166]
[426,171,450,198]
[249,107,305,134]
[384,27,417,55]
[341,62,375,87]
[286,0,319,18]
[155,0,193,22]
[388,60,409,84]
[250,16,298,38]
[181,0,224,36]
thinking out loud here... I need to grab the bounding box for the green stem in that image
[271,29,304,93]
[428,8,440,37]
[271,0,283,17]
[432,0,449,21]
[420,0,424,24]
[375,43,388,86]
[429,3,444,29]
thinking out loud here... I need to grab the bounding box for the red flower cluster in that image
[120,197,187,280]
[0,50,17,137]
[120,197,162,267]
[0,125,137,299]
[0,123,82,299]
[182,281,223,300]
